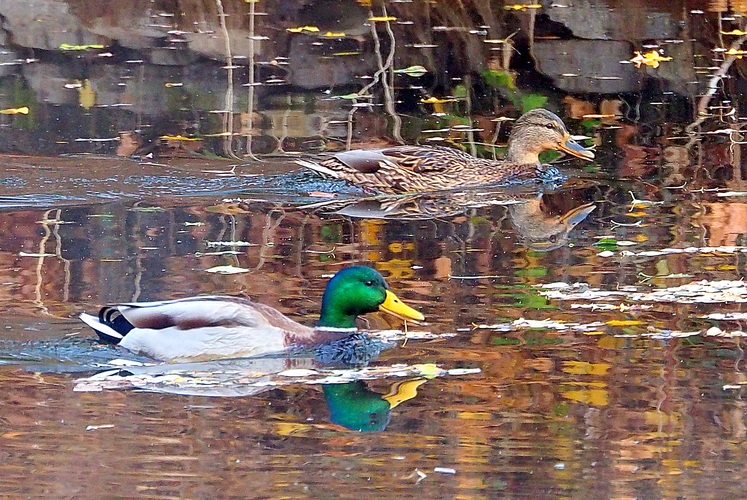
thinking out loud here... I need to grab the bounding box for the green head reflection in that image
[323,378,427,432]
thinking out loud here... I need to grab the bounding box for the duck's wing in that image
[81,296,313,362]
[377,146,475,173]
[298,146,473,176]
[116,296,302,331]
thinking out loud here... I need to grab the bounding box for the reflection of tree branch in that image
[245,0,259,160]
[256,207,286,271]
[32,209,71,316]
[379,6,403,144]
[346,9,403,149]
[50,209,71,303]
[215,0,239,159]
[686,33,747,147]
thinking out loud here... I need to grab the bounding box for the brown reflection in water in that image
[3,330,747,498]
[2,184,747,496]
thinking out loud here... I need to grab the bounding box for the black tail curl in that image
[96,306,135,344]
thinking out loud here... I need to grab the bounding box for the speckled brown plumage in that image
[297,108,595,194]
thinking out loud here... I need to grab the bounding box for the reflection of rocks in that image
[0,0,108,50]
[533,1,696,94]
[541,0,680,40]
[534,40,639,95]
[287,36,374,89]
[297,0,370,37]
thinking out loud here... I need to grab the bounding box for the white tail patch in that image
[79,313,124,340]
[295,159,341,179]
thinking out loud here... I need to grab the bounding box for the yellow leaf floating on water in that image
[421,96,457,104]
[160,135,201,141]
[368,16,397,22]
[323,31,347,37]
[606,319,643,326]
[59,43,104,51]
[726,48,747,58]
[286,26,320,33]
[722,29,747,35]
[505,4,541,10]
[0,106,28,114]
[412,363,443,378]
[630,50,672,68]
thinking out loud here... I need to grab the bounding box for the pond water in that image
[2,0,747,499]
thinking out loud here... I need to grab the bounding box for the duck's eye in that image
[364,280,374,286]
[545,123,556,130]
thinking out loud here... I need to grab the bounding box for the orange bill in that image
[558,134,595,160]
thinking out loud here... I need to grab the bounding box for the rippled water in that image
[2,0,747,498]
[2,159,747,497]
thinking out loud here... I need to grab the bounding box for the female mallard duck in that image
[297,108,594,193]
[79,266,424,362]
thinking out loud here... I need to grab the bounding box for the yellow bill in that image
[379,290,425,323]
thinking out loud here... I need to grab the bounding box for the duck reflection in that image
[64,332,427,431]
[301,188,596,251]
[508,197,595,251]
[324,378,426,432]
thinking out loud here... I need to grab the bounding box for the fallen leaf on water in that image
[393,65,428,77]
[86,424,115,431]
[434,467,456,474]
[286,26,320,33]
[160,135,200,141]
[421,96,457,104]
[726,48,747,58]
[0,106,28,114]
[204,265,250,274]
[19,252,55,257]
[504,4,542,10]
[630,50,672,68]
[60,43,104,51]
[205,240,256,247]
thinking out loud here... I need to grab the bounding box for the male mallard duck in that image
[297,108,594,193]
[79,266,424,362]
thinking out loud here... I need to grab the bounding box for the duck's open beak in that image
[379,290,425,323]
[558,134,595,160]
[559,202,597,226]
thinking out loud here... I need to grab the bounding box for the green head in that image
[317,266,424,329]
